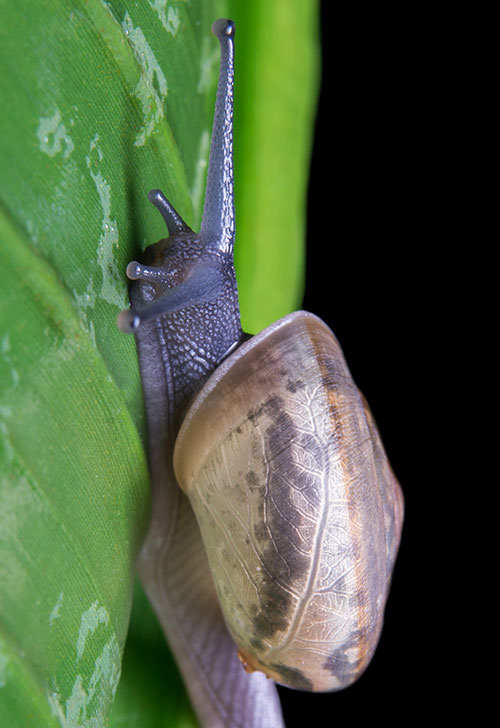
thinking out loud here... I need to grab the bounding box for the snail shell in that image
[174,311,403,691]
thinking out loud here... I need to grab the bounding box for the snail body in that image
[118,17,403,726]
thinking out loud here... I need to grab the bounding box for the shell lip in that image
[173,310,335,493]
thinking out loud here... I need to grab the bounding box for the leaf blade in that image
[231,0,321,332]
[0,205,149,725]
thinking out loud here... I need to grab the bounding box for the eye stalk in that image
[125,261,171,283]
[147,189,192,235]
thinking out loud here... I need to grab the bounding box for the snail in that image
[118,17,403,728]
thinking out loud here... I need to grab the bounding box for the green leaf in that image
[231,2,320,333]
[0,203,149,725]
[0,0,319,726]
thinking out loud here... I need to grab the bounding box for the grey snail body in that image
[118,18,403,728]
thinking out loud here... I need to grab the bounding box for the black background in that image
[277,3,444,724]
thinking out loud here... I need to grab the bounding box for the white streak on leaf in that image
[148,0,180,35]
[122,12,168,146]
[50,591,64,625]
[76,601,109,661]
[72,275,97,311]
[47,636,121,727]
[85,136,125,308]
[37,109,75,159]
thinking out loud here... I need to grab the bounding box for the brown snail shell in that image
[174,311,404,692]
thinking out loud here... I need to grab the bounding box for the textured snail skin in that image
[174,312,403,691]
[118,17,403,728]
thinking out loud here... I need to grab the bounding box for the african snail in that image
[118,17,403,701]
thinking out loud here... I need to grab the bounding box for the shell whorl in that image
[174,311,403,691]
